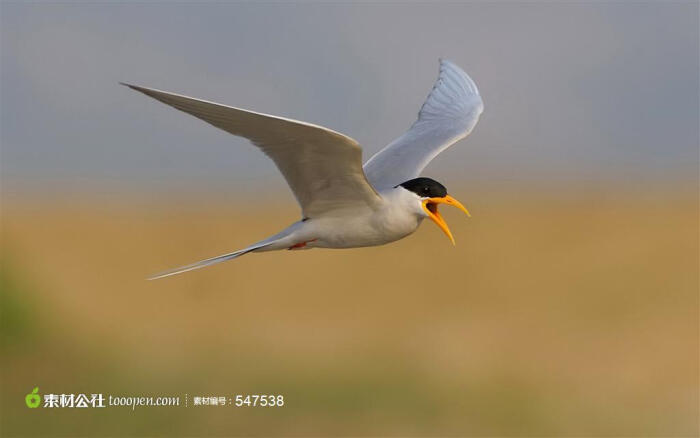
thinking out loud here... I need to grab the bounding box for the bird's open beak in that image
[422,195,471,245]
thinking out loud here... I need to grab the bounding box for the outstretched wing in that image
[122,84,381,218]
[363,59,484,191]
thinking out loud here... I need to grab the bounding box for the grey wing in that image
[122,84,381,218]
[363,59,484,191]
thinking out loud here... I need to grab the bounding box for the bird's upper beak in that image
[422,195,471,245]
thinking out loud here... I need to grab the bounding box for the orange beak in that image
[421,195,471,245]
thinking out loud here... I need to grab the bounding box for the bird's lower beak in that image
[422,195,471,245]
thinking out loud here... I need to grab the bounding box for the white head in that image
[395,177,470,245]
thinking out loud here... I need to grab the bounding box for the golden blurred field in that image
[1,187,698,436]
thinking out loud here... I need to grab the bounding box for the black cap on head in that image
[397,177,447,198]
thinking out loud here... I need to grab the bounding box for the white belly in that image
[308,208,422,249]
[262,188,426,251]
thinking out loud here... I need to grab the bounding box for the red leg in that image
[288,239,317,250]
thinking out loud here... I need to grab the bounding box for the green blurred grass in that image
[1,187,698,436]
[0,255,38,354]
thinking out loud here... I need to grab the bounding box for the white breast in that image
[307,188,423,249]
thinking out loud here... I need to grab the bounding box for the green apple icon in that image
[25,387,40,408]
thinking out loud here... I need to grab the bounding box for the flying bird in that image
[123,59,483,279]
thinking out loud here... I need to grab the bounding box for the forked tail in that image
[148,221,304,280]
[148,241,273,280]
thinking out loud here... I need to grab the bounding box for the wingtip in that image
[120,82,150,93]
[437,58,464,80]
[120,82,144,91]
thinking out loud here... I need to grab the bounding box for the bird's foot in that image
[288,239,317,250]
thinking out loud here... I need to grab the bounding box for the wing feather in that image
[122,84,380,217]
[363,59,484,190]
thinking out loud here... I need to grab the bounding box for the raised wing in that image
[122,84,381,218]
[363,59,484,191]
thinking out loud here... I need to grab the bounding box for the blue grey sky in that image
[1,2,698,197]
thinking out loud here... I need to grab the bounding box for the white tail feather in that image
[148,242,272,280]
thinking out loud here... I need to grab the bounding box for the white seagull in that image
[123,59,483,279]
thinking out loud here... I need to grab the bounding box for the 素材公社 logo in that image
[24,387,180,410]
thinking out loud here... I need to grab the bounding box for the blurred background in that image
[1,2,697,436]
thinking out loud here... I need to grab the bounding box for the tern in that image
[123,59,483,279]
